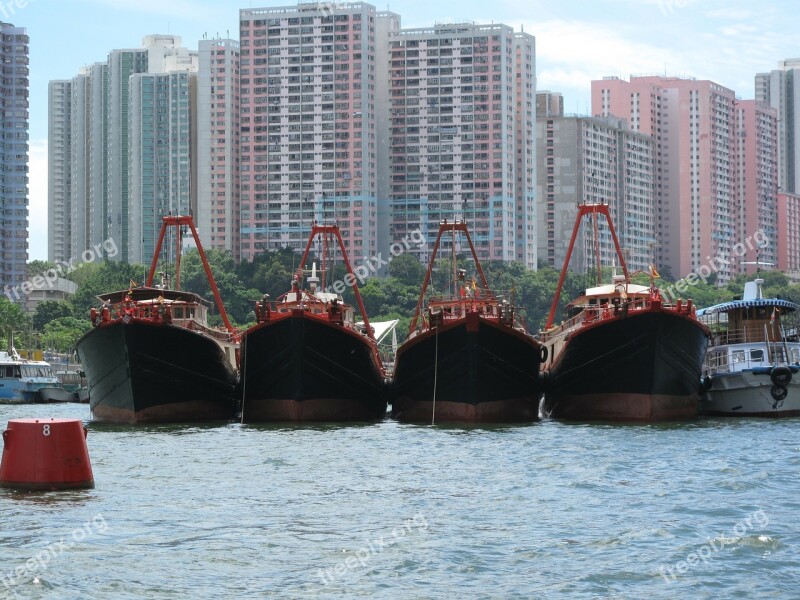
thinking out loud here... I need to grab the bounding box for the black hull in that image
[76,321,238,424]
[391,315,543,423]
[543,310,708,421]
[240,313,387,422]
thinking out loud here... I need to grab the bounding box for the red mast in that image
[146,215,236,337]
[408,220,491,335]
[545,203,630,330]
[298,224,376,343]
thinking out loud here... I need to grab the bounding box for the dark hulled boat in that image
[76,216,239,424]
[240,225,387,422]
[391,221,544,423]
[540,203,710,421]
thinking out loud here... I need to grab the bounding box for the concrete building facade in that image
[735,100,778,274]
[777,192,800,273]
[197,38,241,260]
[592,76,737,284]
[756,60,800,194]
[0,22,29,302]
[536,114,655,273]
[387,22,536,267]
[238,2,379,261]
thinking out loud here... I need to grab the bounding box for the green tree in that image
[0,296,31,350]
[32,301,73,331]
[27,260,58,277]
[179,249,261,326]
[387,253,425,286]
[68,262,146,318]
[41,317,92,353]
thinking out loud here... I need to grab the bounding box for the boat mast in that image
[545,203,630,329]
[298,224,375,342]
[146,215,236,337]
[408,220,492,335]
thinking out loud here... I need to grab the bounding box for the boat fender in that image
[771,384,788,402]
[539,345,548,364]
[771,366,792,387]
[101,306,110,322]
[701,375,713,392]
[90,308,97,326]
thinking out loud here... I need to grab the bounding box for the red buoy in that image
[0,419,94,490]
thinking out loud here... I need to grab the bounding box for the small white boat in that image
[698,279,800,417]
[0,350,62,404]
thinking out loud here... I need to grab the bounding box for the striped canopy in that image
[697,298,799,316]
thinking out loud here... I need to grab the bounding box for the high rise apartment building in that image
[777,192,800,272]
[735,100,778,274]
[129,70,196,264]
[48,79,71,264]
[536,112,655,273]
[0,22,29,300]
[592,76,737,284]
[756,60,800,194]
[387,22,536,267]
[49,36,198,265]
[197,38,241,260]
[238,2,379,260]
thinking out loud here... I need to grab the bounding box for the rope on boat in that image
[432,326,439,425]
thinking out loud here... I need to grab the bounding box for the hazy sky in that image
[19,0,799,259]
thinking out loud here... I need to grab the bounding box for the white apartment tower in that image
[49,35,199,265]
[48,80,72,263]
[756,59,800,194]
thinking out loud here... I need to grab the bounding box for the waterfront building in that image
[735,100,778,274]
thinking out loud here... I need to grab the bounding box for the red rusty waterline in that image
[0,419,94,491]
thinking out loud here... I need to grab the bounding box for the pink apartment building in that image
[198,38,241,261]
[735,100,778,275]
[239,3,378,260]
[593,76,738,284]
[387,22,536,267]
[777,192,800,272]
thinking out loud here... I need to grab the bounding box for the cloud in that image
[29,139,48,261]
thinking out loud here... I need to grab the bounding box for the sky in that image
[16,0,800,260]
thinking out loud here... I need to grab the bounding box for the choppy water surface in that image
[0,403,798,599]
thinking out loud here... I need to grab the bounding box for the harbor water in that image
[1,403,798,599]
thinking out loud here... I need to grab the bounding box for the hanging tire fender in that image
[539,345,549,364]
[771,384,788,402]
[771,366,792,387]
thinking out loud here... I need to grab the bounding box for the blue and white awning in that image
[697,298,799,316]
